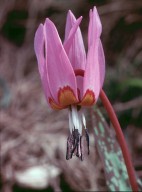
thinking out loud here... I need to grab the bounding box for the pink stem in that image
[100,89,138,192]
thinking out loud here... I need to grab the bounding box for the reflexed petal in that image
[64,10,86,70]
[34,24,53,107]
[44,18,78,106]
[88,7,102,47]
[99,40,105,87]
[64,16,82,52]
[81,7,104,106]
[64,10,76,41]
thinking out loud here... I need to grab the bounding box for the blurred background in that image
[0,0,142,191]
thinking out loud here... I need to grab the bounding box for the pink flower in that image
[34,7,105,160]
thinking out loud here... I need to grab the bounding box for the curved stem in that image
[100,89,138,192]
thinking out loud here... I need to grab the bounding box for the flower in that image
[34,7,105,160]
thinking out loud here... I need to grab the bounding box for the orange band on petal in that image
[80,90,95,106]
[58,86,78,107]
[49,98,63,110]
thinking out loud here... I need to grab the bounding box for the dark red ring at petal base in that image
[74,69,84,77]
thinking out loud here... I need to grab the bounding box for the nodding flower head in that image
[34,6,105,160]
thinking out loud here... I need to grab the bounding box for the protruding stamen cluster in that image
[66,129,83,160]
[66,106,89,161]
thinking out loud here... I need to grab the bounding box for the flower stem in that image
[100,89,138,192]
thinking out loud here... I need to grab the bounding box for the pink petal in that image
[82,7,105,105]
[34,24,52,106]
[64,10,86,71]
[44,18,78,105]
[88,7,102,47]
[63,16,82,56]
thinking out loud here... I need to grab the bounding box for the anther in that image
[66,133,74,160]
[85,128,90,155]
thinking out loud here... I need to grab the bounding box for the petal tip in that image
[68,9,73,15]
[44,18,54,27]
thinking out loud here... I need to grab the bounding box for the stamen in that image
[82,114,90,154]
[71,129,78,155]
[66,129,83,161]
[71,106,82,134]
[80,136,83,161]
[85,128,90,155]
[66,133,74,160]
[66,106,90,160]
[69,110,73,133]
[73,129,81,158]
